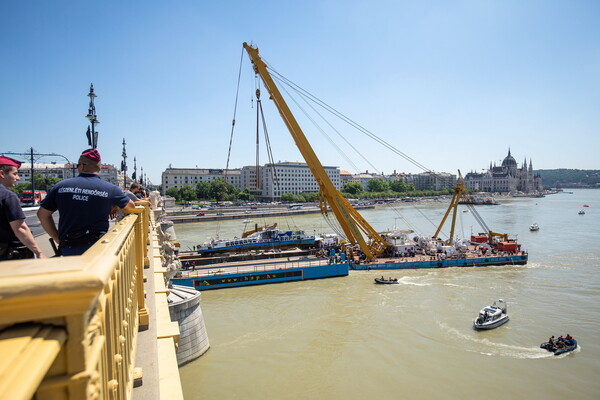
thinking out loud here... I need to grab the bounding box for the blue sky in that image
[1,1,598,185]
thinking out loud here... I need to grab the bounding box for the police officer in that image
[0,156,46,260]
[37,149,136,256]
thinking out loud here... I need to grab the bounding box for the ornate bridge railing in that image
[0,203,182,399]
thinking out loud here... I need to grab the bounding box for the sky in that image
[1,0,599,185]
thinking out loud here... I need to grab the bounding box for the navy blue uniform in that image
[0,184,25,244]
[41,173,130,253]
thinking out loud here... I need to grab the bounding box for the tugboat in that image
[473,300,509,330]
[540,335,578,356]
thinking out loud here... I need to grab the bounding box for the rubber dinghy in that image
[540,338,578,356]
[374,277,399,284]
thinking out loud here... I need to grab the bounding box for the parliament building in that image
[464,149,543,194]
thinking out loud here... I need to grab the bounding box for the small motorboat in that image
[374,277,399,284]
[473,299,509,330]
[578,210,585,215]
[540,336,578,356]
[583,204,589,207]
[529,223,539,231]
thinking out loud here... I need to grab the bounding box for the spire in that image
[508,147,511,157]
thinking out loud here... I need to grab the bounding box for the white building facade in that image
[260,162,341,199]
[161,168,242,192]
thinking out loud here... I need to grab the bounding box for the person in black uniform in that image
[0,156,46,260]
[37,149,136,256]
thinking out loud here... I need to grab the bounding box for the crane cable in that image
[225,48,245,174]
[267,64,437,175]
[273,75,378,174]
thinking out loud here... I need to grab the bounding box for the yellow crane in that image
[435,171,510,246]
[433,170,465,245]
[243,42,388,260]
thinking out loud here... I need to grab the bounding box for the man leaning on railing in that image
[37,148,136,256]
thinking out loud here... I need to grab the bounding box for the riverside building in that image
[464,149,543,194]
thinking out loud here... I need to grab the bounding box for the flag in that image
[121,160,125,172]
[86,126,92,146]
[132,170,136,181]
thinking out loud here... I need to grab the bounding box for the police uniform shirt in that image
[0,184,25,244]
[41,173,130,242]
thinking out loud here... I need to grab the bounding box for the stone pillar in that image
[168,285,210,366]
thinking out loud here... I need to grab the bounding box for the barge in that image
[171,256,349,291]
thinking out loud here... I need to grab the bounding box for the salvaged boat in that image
[540,335,577,356]
[473,299,509,330]
[196,224,316,256]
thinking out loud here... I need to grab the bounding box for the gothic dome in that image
[501,149,517,169]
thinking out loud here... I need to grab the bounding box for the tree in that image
[165,187,181,201]
[343,182,363,195]
[34,173,61,191]
[299,192,319,202]
[390,179,410,193]
[238,188,253,201]
[280,193,297,202]
[195,181,211,199]
[8,182,30,196]
[210,178,230,202]
[367,179,389,192]
[179,185,197,202]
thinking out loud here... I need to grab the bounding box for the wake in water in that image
[435,321,576,359]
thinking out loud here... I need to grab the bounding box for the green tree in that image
[179,185,197,202]
[367,179,389,192]
[299,192,319,202]
[8,182,31,196]
[343,182,363,195]
[34,173,62,191]
[238,188,253,201]
[165,187,181,201]
[195,181,211,199]
[280,193,297,202]
[390,179,410,193]
[209,178,230,202]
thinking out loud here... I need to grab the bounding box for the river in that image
[177,189,599,400]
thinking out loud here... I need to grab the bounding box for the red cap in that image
[81,148,101,162]
[0,156,22,168]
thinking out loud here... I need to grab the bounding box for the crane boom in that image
[243,42,388,260]
[434,170,464,244]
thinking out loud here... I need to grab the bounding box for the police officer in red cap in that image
[37,149,136,256]
[0,156,46,260]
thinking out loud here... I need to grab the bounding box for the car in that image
[196,212,205,216]
[216,212,224,216]
[192,205,200,209]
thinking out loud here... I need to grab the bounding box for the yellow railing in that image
[0,202,182,399]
